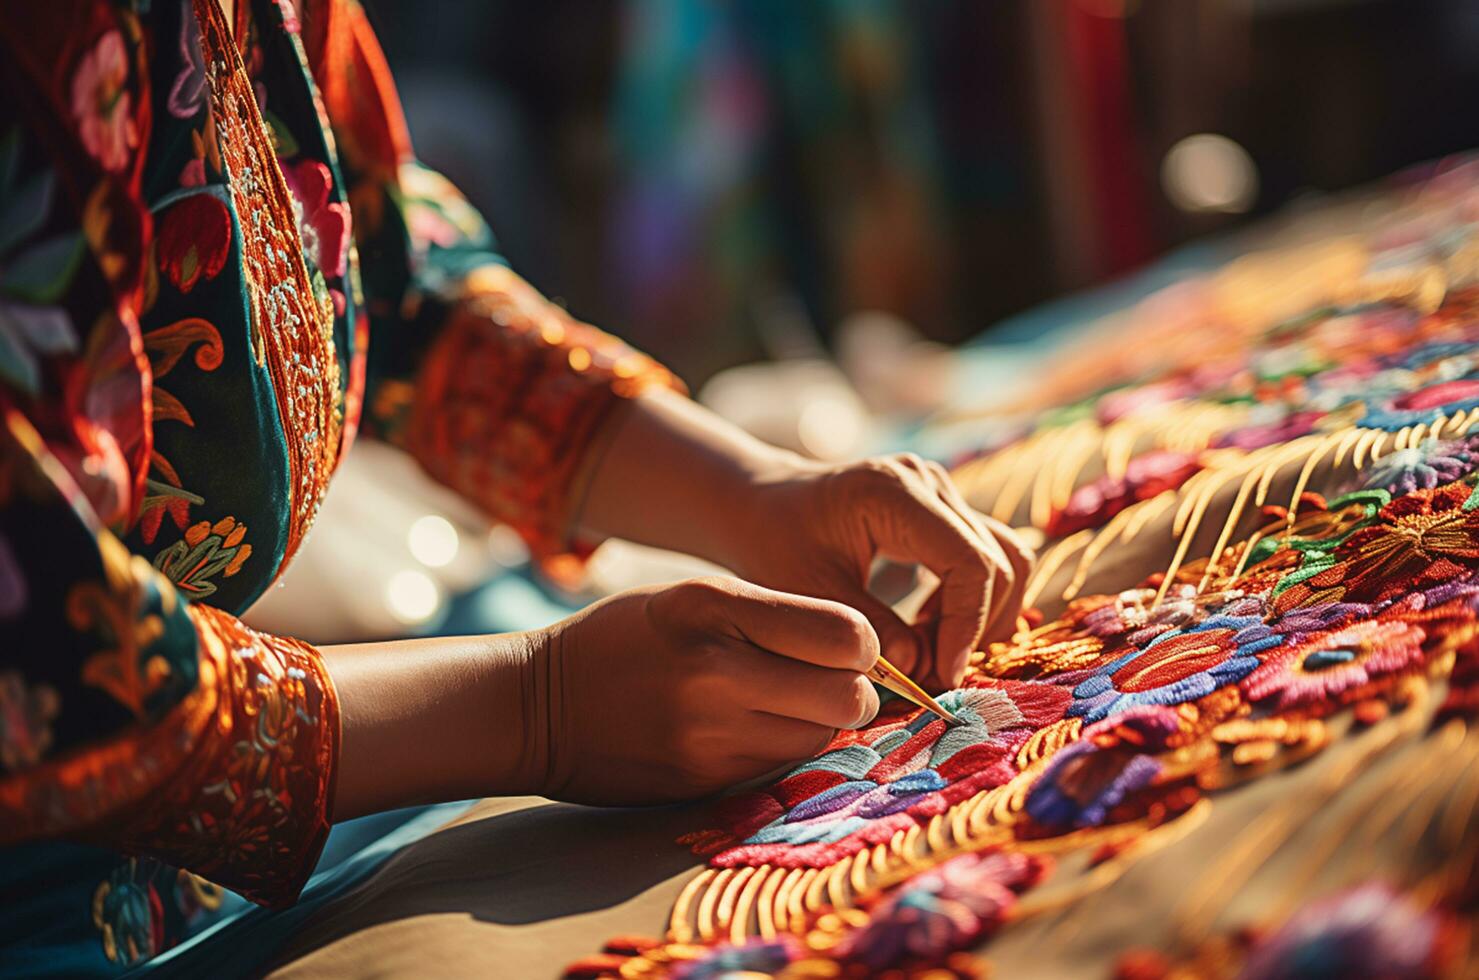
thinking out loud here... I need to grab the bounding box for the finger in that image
[919,461,1031,644]
[910,585,946,686]
[739,712,840,767]
[722,641,880,730]
[695,579,881,672]
[831,584,924,678]
[861,461,994,681]
[975,512,1034,641]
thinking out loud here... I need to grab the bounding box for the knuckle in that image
[842,677,879,728]
[894,452,925,471]
[674,576,730,603]
[665,577,739,622]
[835,607,881,668]
[806,601,879,668]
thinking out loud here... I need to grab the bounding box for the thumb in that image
[834,586,924,679]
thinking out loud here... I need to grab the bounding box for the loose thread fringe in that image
[1001,410,1479,623]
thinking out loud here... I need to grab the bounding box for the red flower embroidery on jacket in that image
[156,194,232,293]
[282,160,349,279]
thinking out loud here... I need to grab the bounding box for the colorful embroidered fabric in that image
[1113,877,1473,980]
[570,160,1479,978]
[0,0,671,970]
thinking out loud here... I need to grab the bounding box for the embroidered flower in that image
[833,852,1045,970]
[0,670,60,770]
[152,516,252,600]
[156,193,232,293]
[1025,706,1176,831]
[167,1,207,120]
[73,547,200,720]
[1066,607,1277,723]
[1237,883,1448,980]
[1273,482,1479,613]
[1241,618,1426,711]
[693,683,1066,868]
[71,30,139,173]
[282,159,350,279]
[1358,435,1479,495]
[1359,377,1479,431]
[92,862,163,966]
[1079,584,1241,640]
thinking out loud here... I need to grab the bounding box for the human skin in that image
[326,389,1033,819]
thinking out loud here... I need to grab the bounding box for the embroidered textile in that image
[571,160,1479,979]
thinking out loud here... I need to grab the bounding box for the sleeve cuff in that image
[107,605,340,908]
[403,265,683,561]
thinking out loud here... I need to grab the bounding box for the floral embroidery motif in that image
[71,538,198,720]
[1273,482,1479,613]
[167,0,208,121]
[1065,604,1276,723]
[71,31,140,173]
[0,136,83,396]
[90,858,224,965]
[152,515,252,599]
[138,317,224,544]
[1241,616,1426,710]
[92,859,162,966]
[155,193,233,293]
[690,684,1067,871]
[1357,434,1479,495]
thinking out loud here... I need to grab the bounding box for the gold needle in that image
[867,655,963,726]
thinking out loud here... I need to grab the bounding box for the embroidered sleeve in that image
[0,408,339,909]
[302,0,681,559]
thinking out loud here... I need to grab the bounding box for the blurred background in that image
[248,0,1479,642]
[371,0,1479,382]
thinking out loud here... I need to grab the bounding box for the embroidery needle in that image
[867,655,963,726]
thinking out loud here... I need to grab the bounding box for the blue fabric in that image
[0,803,473,979]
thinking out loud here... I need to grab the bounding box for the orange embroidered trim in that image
[193,0,342,570]
[406,265,680,558]
[109,604,338,908]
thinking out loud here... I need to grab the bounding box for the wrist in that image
[323,630,549,818]
[709,445,823,577]
[575,386,818,568]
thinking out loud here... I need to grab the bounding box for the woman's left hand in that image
[577,390,1035,693]
[718,453,1034,692]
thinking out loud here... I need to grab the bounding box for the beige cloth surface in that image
[262,706,1464,979]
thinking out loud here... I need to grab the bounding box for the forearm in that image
[574,388,816,569]
[322,630,549,820]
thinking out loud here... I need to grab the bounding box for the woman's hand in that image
[719,453,1033,692]
[529,577,880,804]
[576,389,1034,693]
[324,577,879,815]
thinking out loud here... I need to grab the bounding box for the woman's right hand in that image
[524,577,882,805]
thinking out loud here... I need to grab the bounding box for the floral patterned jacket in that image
[0,0,674,965]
